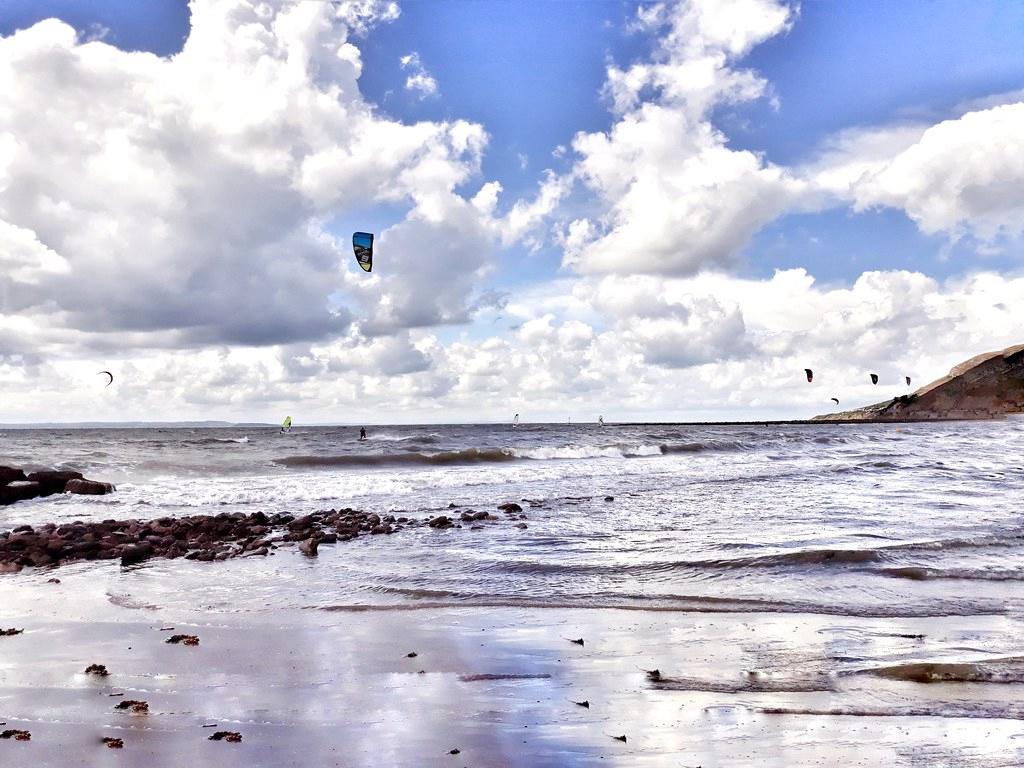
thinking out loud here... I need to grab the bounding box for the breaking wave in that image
[275,440,748,468]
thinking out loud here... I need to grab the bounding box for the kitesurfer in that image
[359,427,367,440]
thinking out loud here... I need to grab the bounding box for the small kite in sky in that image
[352,232,373,272]
[98,371,113,387]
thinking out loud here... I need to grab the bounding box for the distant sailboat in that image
[512,413,519,429]
[281,416,292,434]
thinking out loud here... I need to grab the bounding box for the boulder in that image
[26,470,83,496]
[66,479,116,495]
[497,503,523,514]
[120,542,153,566]
[0,466,25,485]
[0,480,41,506]
[298,537,319,556]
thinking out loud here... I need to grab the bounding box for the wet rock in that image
[428,516,454,529]
[0,729,31,741]
[604,496,614,502]
[298,537,319,556]
[101,737,124,749]
[461,510,490,522]
[515,523,528,529]
[0,628,23,637]
[66,479,116,495]
[26,470,83,496]
[0,466,26,485]
[165,634,199,646]
[114,700,148,713]
[120,542,153,566]
[209,731,242,742]
[406,651,418,658]
[0,481,41,506]
[449,748,460,755]
[497,502,523,514]
[84,664,110,676]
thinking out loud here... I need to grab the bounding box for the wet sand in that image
[2,568,1023,767]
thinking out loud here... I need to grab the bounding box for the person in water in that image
[359,427,367,440]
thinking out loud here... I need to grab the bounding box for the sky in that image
[0,0,1022,424]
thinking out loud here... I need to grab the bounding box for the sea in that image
[1,420,1022,619]
[3,420,1024,765]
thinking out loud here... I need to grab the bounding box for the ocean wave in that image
[274,440,747,468]
[318,592,1004,618]
[879,566,1024,582]
[179,436,250,445]
[855,657,1024,684]
[275,448,519,467]
[651,673,835,693]
[757,703,1024,720]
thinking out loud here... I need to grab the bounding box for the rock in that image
[298,537,319,556]
[604,496,614,502]
[0,481,41,506]
[428,516,454,529]
[497,502,523,514]
[515,522,528,529]
[65,479,115,495]
[120,542,153,566]
[0,729,31,741]
[1,628,24,637]
[114,700,148,713]
[25,470,83,496]
[101,737,124,749]
[209,731,242,742]
[165,634,199,646]
[0,466,26,485]
[84,664,110,676]
[449,748,461,755]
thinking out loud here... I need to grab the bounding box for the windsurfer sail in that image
[598,415,604,426]
[281,416,292,434]
[512,413,519,429]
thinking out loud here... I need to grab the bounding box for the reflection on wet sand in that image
[1,577,1023,767]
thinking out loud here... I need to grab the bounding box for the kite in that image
[352,232,373,272]
[869,373,879,385]
[905,376,912,386]
[831,397,840,405]
[98,371,113,387]
[804,368,813,383]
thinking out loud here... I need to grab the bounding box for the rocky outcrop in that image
[0,509,408,572]
[815,344,1024,422]
[0,466,115,506]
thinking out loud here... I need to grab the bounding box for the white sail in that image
[513,413,519,428]
[598,415,604,426]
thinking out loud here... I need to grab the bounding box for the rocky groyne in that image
[814,344,1024,422]
[0,504,530,573]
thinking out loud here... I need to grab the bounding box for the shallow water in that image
[2,420,1023,618]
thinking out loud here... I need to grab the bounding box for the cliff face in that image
[814,344,1024,422]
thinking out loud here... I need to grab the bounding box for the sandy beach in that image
[3,552,1024,767]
